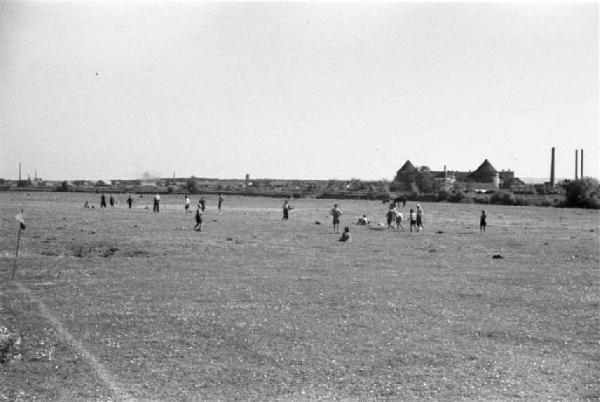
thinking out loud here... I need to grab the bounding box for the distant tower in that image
[19,162,21,181]
[575,150,579,180]
[580,149,584,178]
[550,147,555,186]
[245,173,250,187]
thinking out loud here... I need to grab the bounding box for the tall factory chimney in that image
[550,147,555,186]
[575,150,579,180]
[19,162,21,181]
[580,149,584,178]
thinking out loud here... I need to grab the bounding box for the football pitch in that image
[1,192,598,400]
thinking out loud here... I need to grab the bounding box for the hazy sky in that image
[1,1,597,181]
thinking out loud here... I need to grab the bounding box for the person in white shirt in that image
[184,195,191,214]
[409,209,417,232]
[153,193,160,213]
[395,209,404,230]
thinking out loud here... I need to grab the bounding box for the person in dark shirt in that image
[339,227,351,243]
[282,200,292,220]
[480,210,487,233]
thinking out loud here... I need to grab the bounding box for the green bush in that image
[562,178,600,209]
[447,191,466,203]
[437,190,449,201]
[514,196,530,206]
[490,191,516,205]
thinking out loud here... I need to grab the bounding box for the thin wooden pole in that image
[12,226,22,280]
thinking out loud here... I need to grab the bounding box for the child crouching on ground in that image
[339,227,351,243]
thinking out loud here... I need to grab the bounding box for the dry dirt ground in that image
[1,192,598,400]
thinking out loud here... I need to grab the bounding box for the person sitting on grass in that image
[356,215,369,225]
[194,207,203,231]
[339,227,351,242]
[480,210,487,233]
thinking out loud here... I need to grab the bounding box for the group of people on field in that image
[331,202,488,243]
[88,193,488,237]
[90,193,224,219]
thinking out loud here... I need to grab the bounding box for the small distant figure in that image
[409,208,418,232]
[109,194,115,207]
[127,194,133,209]
[480,210,487,233]
[416,204,424,232]
[100,193,107,208]
[330,204,343,233]
[153,193,160,213]
[184,195,191,214]
[83,201,90,208]
[282,199,292,220]
[339,227,351,243]
[386,206,396,230]
[217,194,224,213]
[395,209,404,230]
[194,208,203,231]
[199,196,206,212]
[356,215,369,225]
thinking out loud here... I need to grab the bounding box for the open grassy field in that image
[1,192,598,400]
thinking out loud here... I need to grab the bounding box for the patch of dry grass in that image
[1,192,598,400]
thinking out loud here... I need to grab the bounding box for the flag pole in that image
[12,209,25,280]
[12,226,22,280]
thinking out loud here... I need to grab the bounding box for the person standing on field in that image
[330,204,343,233]
[409,208,417,232]
[386,206,396,230]
[217,193,224,213]
[282,199,291,220]
[395,208,404,230]
[127,194,133,209]
[109,194,115,207]
[199,196,206,212]
[100,193,107,208]
[153,193,160,213]
[480,210,487,233]
[416,204,424,232]
[184,195,191,214]
[194,207,203,231]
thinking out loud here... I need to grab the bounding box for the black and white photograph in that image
[1,1,598,400]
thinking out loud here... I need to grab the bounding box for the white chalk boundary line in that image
[14,281,131,401]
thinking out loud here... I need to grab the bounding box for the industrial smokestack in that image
[580,149,584,178]
[575,150,579,180]
[550,147,555,186]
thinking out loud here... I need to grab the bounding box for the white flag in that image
[15,212,25,230]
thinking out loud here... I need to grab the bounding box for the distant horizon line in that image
[8,176,592,185]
